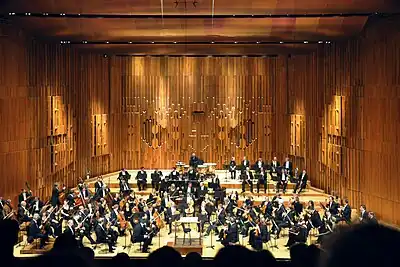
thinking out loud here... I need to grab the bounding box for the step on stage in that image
[14,169,328,259]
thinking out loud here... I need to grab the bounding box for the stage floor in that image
[14,169,328,259]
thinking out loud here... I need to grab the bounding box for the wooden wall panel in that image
[0,24,115,202]
[114,56,283,169]
[284,16,400,225]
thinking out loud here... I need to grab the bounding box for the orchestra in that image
[0,154,380,255]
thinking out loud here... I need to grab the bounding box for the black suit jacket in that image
[294,201,303,215]
[95,224,108,242]
[241,160,250,170]
[28,220,41,238]
[270,161,280,171]
[136,171,147,182]
[299,173,308,185]
[328,201,340,215]
[229,160,236,171]
[342,205,351,221]
[254,161,265,172]
[132,223,146,242]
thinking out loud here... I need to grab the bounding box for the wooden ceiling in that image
[2,0,399,55]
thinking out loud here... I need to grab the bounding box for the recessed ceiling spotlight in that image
[25,13,31,15]
[211,41,214,44]
[128,41,132,44]
[9,12,16,15]
[318,41,323,44]
[234,41,238,44]
[43,13,48,15]
[151,41,155,44]
[304,41,308,44]
[280,41,284,44]
[173,41,177,44]
[233,14,235,17]
[60,13,65,16]
[256,41,260,44]
[82,41,87,44]
[326,41,331,44]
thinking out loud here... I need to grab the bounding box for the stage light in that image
[304,41,308,44]
[280,41,284,44]
[9,13,15,15]
[151,41,155,44]
[173,42,177,43]
[234,41,238,44]
[128,41,132,44]
[256,41,260,44]
[211,41,214,44]
[318,41,323,44]
[105,41,109,44]
[82,41,87,44]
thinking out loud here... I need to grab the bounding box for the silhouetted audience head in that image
[184,252,202,267]
[307,244,322,267]
[215,245,255,266]
[148,246,182,267]
[52,233,79,252]
[255,250,276,267]
[290,243,310,267]
[112,252,130,265]
[322,224,400,267]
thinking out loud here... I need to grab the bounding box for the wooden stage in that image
[14,169,329,259]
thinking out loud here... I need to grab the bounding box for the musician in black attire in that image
[151,169,162,191]
[30,196,43,215]
[327,196,340,216]
[95,218,116,253]
[229,157,237,179]
[18,201,31,223]
[169,167,180,181]
[94,177,107,200]
[189,153,200,168]
[187,167,197,182]
[132,215,153,253]
[367,212,378,224]
[270,156,280,181]
[339,199,352,224]
[241,156,250,171]
[219,219,238,246]
[51,183,64,207]
[276,169,288,193]
[136,167,147,191]
[254,157,264,173]
[294,169,308,194]
[256,167,267,193]
[285,221,308,247]
[18,189,32,204]
[292,196,303,216]
[274,204,295,238]
[359,204,368,223]
[77,206,96,244]
[283,157,293,176]
[118,168,131,194]
[241,167,253,193]
[28,213,48,249]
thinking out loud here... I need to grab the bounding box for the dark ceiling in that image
[1,0,400,55]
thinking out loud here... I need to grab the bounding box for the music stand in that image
[206,222,216,250]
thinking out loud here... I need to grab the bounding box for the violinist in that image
[165,201,177,235]
[76,206,96,244]
[151,169,162,191]
[132,214,152,253]
[136,167,147,191]
[219,220,238,246]
[18,201,31,223]
[338,199,352,224]
[326,196,340,216]
[286,220,308,248]
[60,200,71,222]
[95,218,116,253]
[78,181,91,201]
[229,156,237,179]
[28,213,48,249]
[256,167,267,193]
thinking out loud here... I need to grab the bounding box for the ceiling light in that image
[256,41,260,44]
[25,13,31,15]
[9,13,16,15]
[326,41,331,44]
[105,41,109,44]
[151,42,155,44]
[280,41,284,44]
[43,13,48,15]
[234,41,238,44]
[128,41,132,44]
[60,13,65,16]
[173,42,177,44]
[304,41,308,43]
[82,41,87,44]
[318,41,323,44]
[211,41,214,44]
